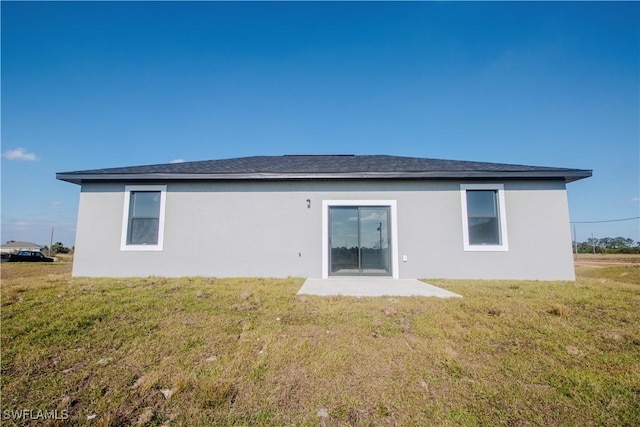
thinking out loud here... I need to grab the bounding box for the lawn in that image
[1,260,639,426]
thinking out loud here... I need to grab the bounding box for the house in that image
[1,241,44,254]
[57,155,591,280]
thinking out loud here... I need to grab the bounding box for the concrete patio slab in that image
[298,278,461,298]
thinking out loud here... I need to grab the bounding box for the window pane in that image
[129,218,159,244]
[466,190,501,245]
[466,191,497,217]
[128,191,161,245]
[468,218,500,245]
[131,192,160,217]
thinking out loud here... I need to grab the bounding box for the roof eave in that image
[56,170,592,185]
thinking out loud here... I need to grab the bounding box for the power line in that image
[571,216,640,224]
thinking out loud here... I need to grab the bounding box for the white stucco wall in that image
[72,179,576,280]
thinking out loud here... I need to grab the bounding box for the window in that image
[460,184,508,251]
[121,185,166,251]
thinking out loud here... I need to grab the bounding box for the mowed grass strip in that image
[1,262,639,426]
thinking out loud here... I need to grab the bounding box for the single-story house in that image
[57,155,591,280]
[1,241,44,254]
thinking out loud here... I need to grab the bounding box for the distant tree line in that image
[573,237,640,254]
[41,242,73,254]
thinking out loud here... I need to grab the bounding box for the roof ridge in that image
[283,154,355,157]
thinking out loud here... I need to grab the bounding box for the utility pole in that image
[591,233,596,254]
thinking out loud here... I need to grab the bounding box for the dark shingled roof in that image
[56,154,592,185]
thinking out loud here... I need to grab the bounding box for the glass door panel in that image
[330,207,359,274]
[359,207,389,274]
[329,206,391,276]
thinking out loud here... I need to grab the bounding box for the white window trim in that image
[120,185,167,251]
[460,184,509,252]
[322,200,399,279]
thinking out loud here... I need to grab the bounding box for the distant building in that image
[1,241,44,254]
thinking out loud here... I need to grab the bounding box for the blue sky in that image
[2,1,638,247]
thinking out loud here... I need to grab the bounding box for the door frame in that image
[322,200,399,279]
[328,206,391,277]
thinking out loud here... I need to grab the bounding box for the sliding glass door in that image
[329,206,391,276]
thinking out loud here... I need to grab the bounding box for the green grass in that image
[1,262,639,426]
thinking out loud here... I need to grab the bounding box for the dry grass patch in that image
[574,253,640,267]
[1,262,639,425]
